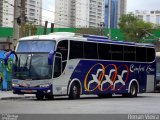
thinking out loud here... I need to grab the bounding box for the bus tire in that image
[69,82,80,99]
[36,93,44,100]
[129,82,138,97]
[98,94,112,98]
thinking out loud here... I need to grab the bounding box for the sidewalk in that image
[0,90,35,100]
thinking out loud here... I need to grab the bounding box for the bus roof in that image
[19,32,155,48]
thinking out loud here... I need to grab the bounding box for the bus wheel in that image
[69,82,80,99]
[98,94,112,98]
[36,93,44,100]
[129,83,138,97]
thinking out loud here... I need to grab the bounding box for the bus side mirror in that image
[4,51,17,66]
[48,50,55,65]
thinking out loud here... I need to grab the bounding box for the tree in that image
[118,13,153,43]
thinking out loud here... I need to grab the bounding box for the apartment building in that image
[0,0,42,27]
[135,10,160,25]
[26,0,42,25]
[0,0,14,27]
[55,0,104,28]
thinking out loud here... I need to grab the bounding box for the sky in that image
[127,0,160,12]
[42,0,160,24]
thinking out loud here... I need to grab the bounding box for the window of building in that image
[146,15,150,22]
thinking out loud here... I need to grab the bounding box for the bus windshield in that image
[13,40,56,80]
[17,40,55,52]
[13,53,52,80]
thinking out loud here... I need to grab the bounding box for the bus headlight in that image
[12,83,19,87]
[40,84,50,88]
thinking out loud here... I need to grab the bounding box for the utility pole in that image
[108,0,111,39]
[43,21,48,35]
[20,0,26,38]
[13,0,20,49]
[51,23,54,33]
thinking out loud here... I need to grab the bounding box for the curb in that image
[0,96,35,100]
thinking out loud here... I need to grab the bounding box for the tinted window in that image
[56,40,68,61]
[98,43,111,60]
[124,46,135,61]
[147,48,155,62]
[111,45,123,60]
[84,42,98,59]
[70,41,84,59]
[136,47,146,62]
[56,40,68,72]
[54,56,62,78]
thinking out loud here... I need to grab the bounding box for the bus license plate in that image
[21,90,37,93]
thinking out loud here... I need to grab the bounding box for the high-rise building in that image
[0,0,42,27]
[55,0,104,28]
[134,10,160,25]
[0,0,14,27]
[26,0,42,25]
[104,0,126,28]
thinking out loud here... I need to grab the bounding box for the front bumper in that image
[12,85,52,95]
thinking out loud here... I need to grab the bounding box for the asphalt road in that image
[0,93,160,114]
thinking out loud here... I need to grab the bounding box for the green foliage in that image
[118,13,153,42]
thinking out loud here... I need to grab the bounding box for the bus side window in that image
[136,47,146,62]
[147,48,155,62]
[124,46,135,61]
[70,41,84,59]
[56,40,68,72]
[111,44,124,61]
[98,43,111,60]
[84,42,98,59]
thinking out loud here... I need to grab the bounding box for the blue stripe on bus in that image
[83,34,108,40]
[87,38,155,47]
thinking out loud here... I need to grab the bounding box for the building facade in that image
[0,0,14,27]
[0,0,42,27]
[135,10,160,25]
[104,0,126,28]
[55,0,104,28]
[26,0,42,25]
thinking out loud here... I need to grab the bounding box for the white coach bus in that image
[5,32,156,100]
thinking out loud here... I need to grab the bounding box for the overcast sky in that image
[42,0,160,24]
[127,0,160,12]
